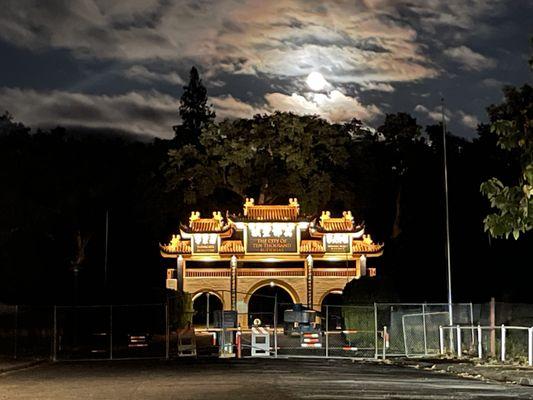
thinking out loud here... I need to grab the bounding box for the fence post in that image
[527,328,533,367]
[382,326,387,360]
[456,325,461,358]
[273,293,278,358]
[402,315,408,357]
[501,324,506,362]
[165,303,169,360]
[14,305,18,359]
[109,305,113,360]
[422,303,428,356]
[52,306,57,362]
[325,305,329,358]
[477,325,482,359]
[470,303,475,350]
[439,326,444,355]
[374,303,378,359]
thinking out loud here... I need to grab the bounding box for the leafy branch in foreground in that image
[481,118,533,239]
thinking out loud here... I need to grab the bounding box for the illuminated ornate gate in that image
[161,198,383,327]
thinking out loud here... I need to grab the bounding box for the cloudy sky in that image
[0,0,531,139]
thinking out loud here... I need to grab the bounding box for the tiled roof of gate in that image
[160,239,191,254]
[299,240,325,253]
[219,240,245,254]
[236,197,301,221]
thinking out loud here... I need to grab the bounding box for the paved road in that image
[1,358,533,399]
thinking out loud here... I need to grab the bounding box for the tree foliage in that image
[166,112,350,214]
[480,85,533,239]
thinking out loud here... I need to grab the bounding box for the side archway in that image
[320,289,344,331]
[319,289,344,307]
[192,290,224,327]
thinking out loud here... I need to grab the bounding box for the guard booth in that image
[161,198,383,333]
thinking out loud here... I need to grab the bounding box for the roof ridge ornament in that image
[243,197,255,216]
[212,211,223,225]
[189,211,201,227]
[288,197,299,208]
[342,210,353,222]
[320,211,331,225]
[363,234,373,244]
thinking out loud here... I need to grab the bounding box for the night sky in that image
[0,0,531,139]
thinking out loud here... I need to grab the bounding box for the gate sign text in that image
[192,233,219,253]
[324,233,351,253]
[246,223,298,253]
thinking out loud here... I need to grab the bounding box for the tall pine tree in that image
[173,67,215,146]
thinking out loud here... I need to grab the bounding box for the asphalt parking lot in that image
[1,358,533,400]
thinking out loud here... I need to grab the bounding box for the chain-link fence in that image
[0,303,171,361]
[2,301,533,363]
[54,304,169,360]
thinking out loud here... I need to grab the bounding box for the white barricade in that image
[251,327,270,357]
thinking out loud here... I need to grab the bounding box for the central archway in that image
[247,284,295,326]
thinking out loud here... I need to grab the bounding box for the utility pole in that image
[441,98,453,328]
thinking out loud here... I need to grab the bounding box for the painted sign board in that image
[192,233,219,254]
[245,222,298,253]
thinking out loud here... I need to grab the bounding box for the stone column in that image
[305,254,314,309]
[177,254,184,291]
[230,255,238,311]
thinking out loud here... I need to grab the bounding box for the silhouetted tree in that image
[173,67,215,146]
[377,113,423,238]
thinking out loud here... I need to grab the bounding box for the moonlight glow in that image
[306,72,328,91]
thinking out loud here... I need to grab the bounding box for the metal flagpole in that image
[441,98,453,330]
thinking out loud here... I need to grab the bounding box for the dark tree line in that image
[0,66,531,306]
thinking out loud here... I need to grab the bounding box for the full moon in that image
[306,71,328,91]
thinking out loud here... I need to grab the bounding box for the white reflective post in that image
[382,326,387,360]
[439,326,444,355]
[477,325,482,359]
[456,325,461,358]
[501,325,506,362]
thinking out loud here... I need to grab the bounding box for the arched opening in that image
[321,290,344,330]
[192,292,223,327]
[247,284,294,326]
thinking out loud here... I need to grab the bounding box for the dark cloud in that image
[0,0,530,138]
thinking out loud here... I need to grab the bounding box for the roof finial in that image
[243,198,255,216]
[170,234,180,249]
[320,211,331,225]
[289,198,299,208]
[363,234,373,244]
[189,211,200,227]
[343,211,353,222]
